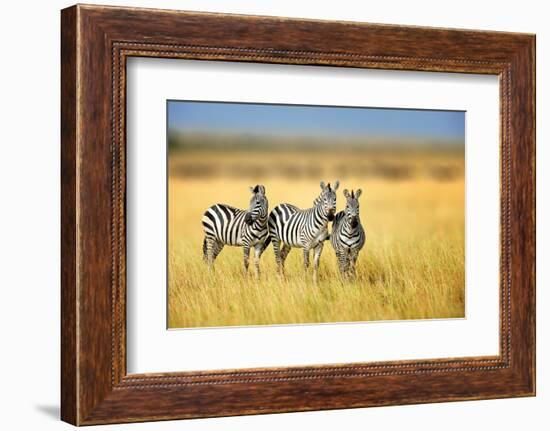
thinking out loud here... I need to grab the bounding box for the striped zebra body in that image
[268,181,338,281]
[330,189,365,279]
[202,205,249,246]
[202,185,269,276]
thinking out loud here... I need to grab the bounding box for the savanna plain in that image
[168,149,465,328]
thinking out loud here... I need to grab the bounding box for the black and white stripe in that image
[202,185,269,276]
[330,189,365,279]
[268,180,339,281]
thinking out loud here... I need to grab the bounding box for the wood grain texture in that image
[60,5,78,425]
[60,4,535,425]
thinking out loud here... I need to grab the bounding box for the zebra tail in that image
[202,237,208,262]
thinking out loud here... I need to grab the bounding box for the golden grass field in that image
[168,150,465,328]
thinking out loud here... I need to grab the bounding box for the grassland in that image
[168,150,465,328]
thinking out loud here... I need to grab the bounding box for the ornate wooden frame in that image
[61,4,535,425]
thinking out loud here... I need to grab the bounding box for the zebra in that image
[268,180,339,282]
[202,185,269,277]
[330,189,365,279]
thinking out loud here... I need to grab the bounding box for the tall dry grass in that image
[168,151,464,328]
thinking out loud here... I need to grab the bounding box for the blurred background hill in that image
[168,131,464,182]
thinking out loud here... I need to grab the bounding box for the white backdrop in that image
[0,1,546,430]
[126,59,500,373]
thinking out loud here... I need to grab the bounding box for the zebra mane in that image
[251,184,266,195]
[313,192,324,206]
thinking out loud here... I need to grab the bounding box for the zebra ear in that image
[333,180,340,191]
[343,189,350,199]
[355,189,362,199]
[320,181,326,190]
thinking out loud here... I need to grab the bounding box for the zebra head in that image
[318,180,339,221]
[343,188,362,228]
[244,185,268,225]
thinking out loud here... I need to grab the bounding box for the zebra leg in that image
[312,242,324,283]
[202,237,209,262]
[253,243,262,280]
[242,243,251,275]
[280,244,291,268]
[257,235,271,258]
[211,240,224,262]
[203,235,218,268]
[303,247,311,272]
[349,250,359,280]
[336,249,349,279]
[272,238,284,276]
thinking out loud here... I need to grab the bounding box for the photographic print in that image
[167,101,465,329]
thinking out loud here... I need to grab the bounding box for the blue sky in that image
[168,100,464,142]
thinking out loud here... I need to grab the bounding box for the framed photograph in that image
[61,4,535,425]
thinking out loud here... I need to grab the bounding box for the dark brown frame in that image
[61,4,535,425]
